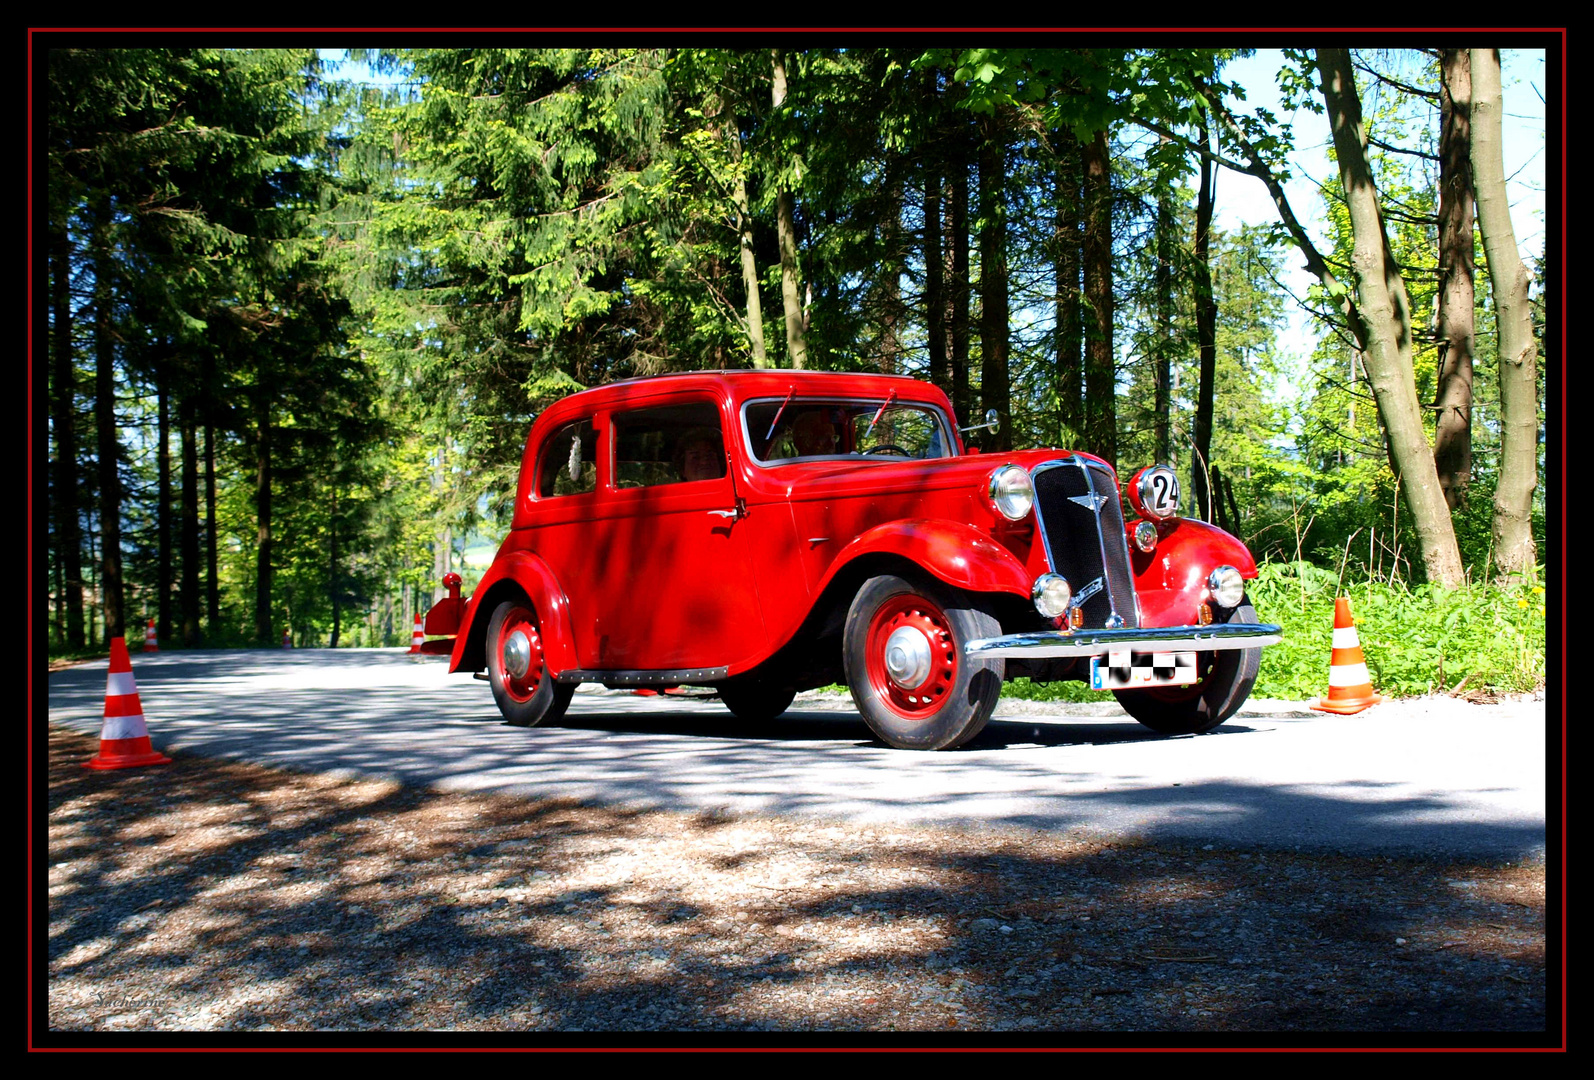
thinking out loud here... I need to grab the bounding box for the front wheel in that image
[1113,600,1261,735]
[717,680,797,724]
[486,599,575,728]
[843,574,1004,750]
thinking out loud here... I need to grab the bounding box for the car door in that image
[591,396,765,671]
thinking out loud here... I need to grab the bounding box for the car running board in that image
[554,667,731,686]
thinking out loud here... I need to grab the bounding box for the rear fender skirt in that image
[449,550,577,676]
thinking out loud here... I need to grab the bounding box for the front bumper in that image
[965,622,1282,659]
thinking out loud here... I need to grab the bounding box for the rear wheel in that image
[486,599,575,727]
[1113,600,1261,735]
[843,574,1004,750]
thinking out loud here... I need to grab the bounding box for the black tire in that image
[842,573,1004,750]
[717,681,797,723]
[485,599,576,728]
[1113,600,1261,735]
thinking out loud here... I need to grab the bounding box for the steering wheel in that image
[864,444,912,457]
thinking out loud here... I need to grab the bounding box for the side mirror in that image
[959,409,1001,435]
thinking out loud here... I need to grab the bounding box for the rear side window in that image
[537,419,598,497]
[612,402,726,488]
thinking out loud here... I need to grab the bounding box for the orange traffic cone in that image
[86,637,172,770]
[408,613,424,654]
[1310,596,1383,714]
[142,618,158,652]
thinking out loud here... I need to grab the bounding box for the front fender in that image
[820,518,1033,600]
[1129,516,1259,627]
[448,549,578,676]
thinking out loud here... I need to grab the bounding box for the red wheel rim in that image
[864,593,957,719]
[496,607,545,702]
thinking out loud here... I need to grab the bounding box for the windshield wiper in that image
[764,386,796,443]
[864,390,898,442]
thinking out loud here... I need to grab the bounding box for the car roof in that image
[538,369,946,418]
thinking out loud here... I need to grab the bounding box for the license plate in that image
[1090,650,1199,690]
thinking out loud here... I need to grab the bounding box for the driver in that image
[792,410,837,456]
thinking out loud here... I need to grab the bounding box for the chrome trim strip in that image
[555,667,731,685]
[964,624,1282,659]
[1028,459,1068,576]
[1076,456,1126,628]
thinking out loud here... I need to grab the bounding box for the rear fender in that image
[448,550,578,676]
[821,519,1032,600]
[1128,516,1259,627]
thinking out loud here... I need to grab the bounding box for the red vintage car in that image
[422,370,1280,750]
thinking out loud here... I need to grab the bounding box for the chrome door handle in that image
[707,509,739,518]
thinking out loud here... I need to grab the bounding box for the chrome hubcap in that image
[503,629,532,680]
[884,625,933,689]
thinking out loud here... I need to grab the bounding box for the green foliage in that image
[1242,561,1545,698]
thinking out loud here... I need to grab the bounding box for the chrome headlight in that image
[1128,464,1180,522]
[989,465,1035,521]
[1207,565,1245,609]
[1032,573,1072,618]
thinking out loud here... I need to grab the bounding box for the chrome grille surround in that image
[1030,455,1140,630]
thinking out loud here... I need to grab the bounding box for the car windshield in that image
[744,398,954,464]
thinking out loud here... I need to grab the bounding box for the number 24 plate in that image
[1090,650,1199,690]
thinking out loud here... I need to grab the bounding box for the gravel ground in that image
[43,707,1554,1045]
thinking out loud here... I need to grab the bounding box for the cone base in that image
[85,737,172,770]
[1310,692,1383,715]
[86,750,172,770]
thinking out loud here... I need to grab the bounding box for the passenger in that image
[676,428,725,482]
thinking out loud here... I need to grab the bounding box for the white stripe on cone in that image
[1332,627,1361,650]
[1328,662,1372,687]
[101,714,151,741]
[107,671,138,697]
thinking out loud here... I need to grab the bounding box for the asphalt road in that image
[46,648,1549,863]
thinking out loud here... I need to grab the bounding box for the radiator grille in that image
[1032,458,1139,629]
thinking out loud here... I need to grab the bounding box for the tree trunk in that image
[1154,169,1175,465]
[157,375,172,643]
[205,414,220,634]
[329,486,341,649]
[724,115,768,368]
[950,149,971,428]
[924,165,949,397]
[878,179,905,375]
[978,119,1011,451]
[254,390,274,646]
[91,193,124,643]
[1053,128,1083,446]
[770,49,808,369]
[1081,128,1116,470]
[1469,47,1540,580]
[1192,121,1218,520]
[1434,48,1475,512]
[1317,48,1464,588]
[180,397,200,646]
[50,219,85,649]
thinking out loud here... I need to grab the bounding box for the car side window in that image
[537,419,598,498]
[613,402,726,488]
